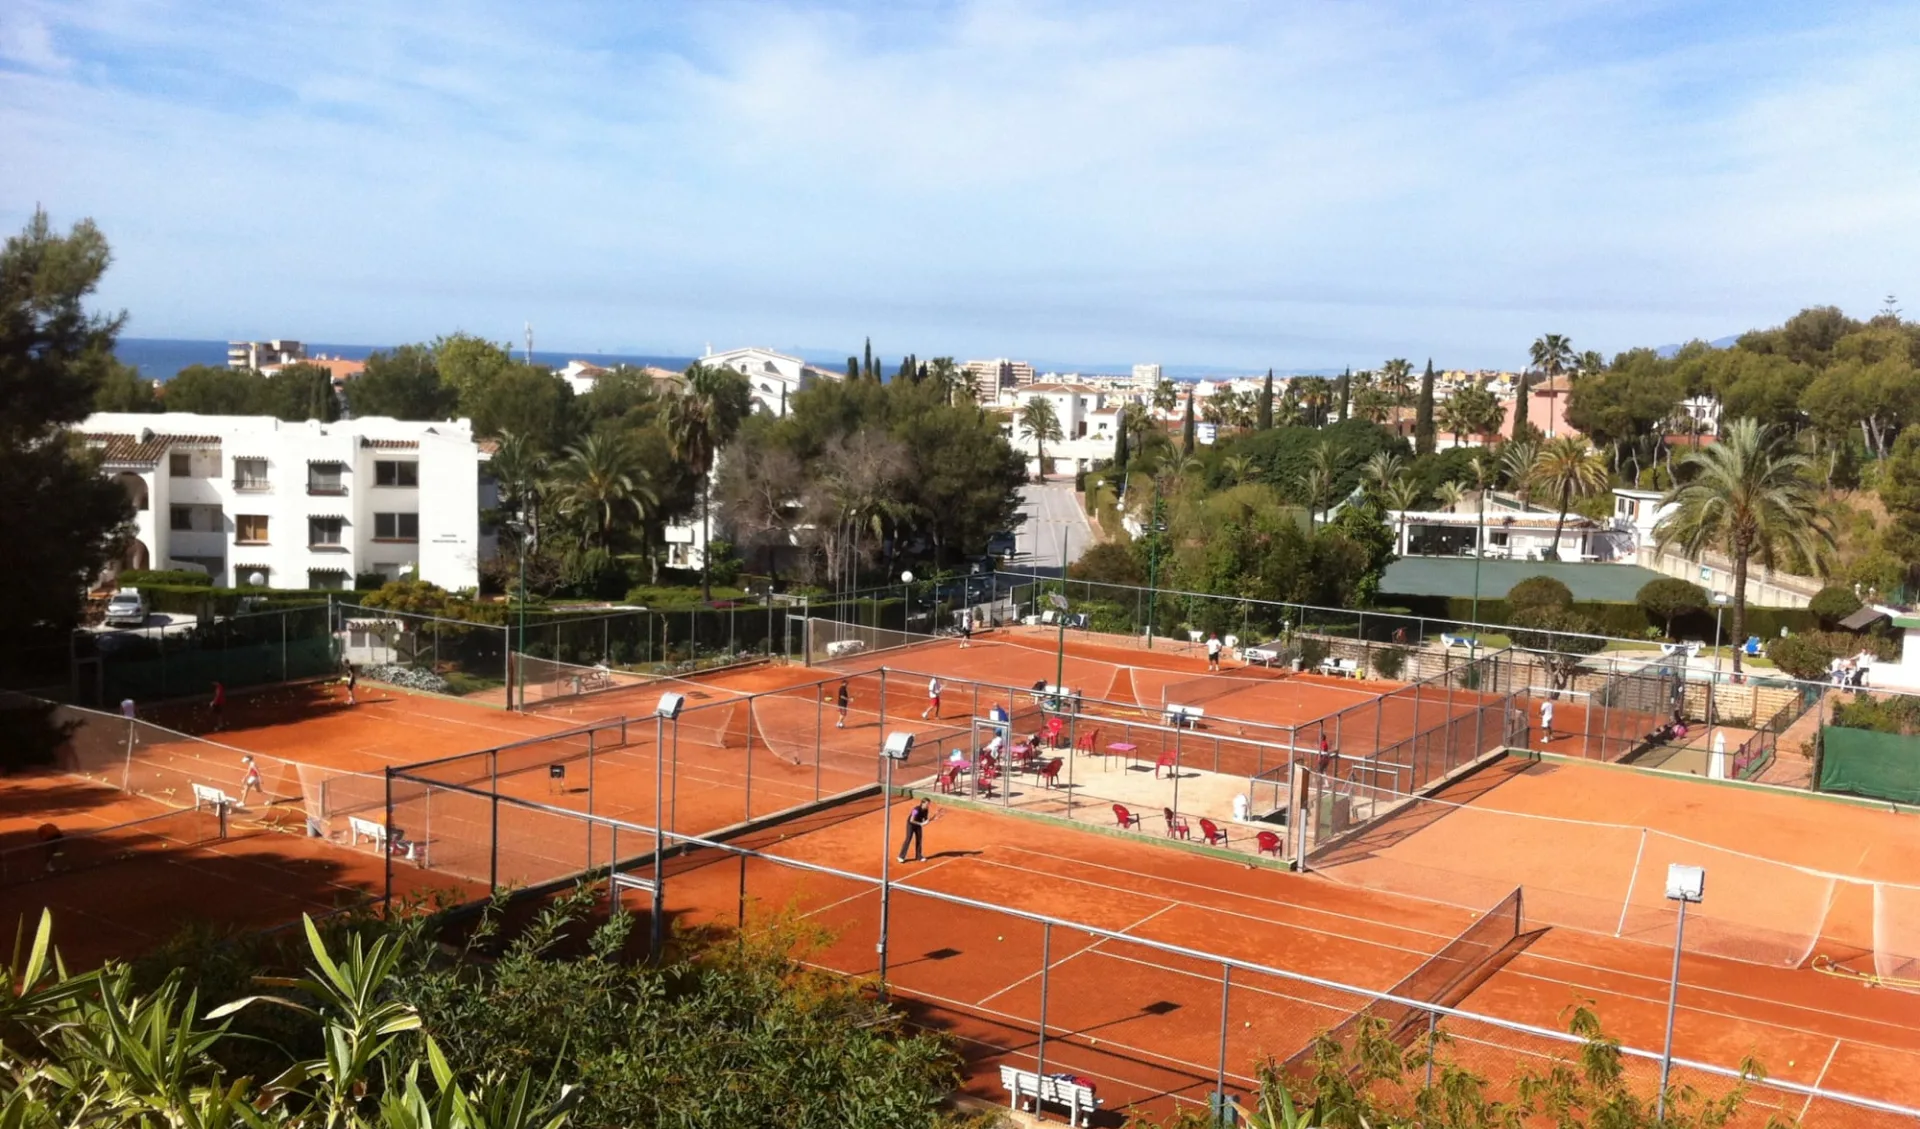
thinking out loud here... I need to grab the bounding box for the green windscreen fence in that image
[1819,726,1920,805]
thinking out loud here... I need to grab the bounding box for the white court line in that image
[1801,1038,1841,1121]
[974,902,1178,1007]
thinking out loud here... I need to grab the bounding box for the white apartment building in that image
[227,340,306,370]
[963,358,1036,394]
[700,345,842,417]
[82,412,484,592]
[1004,384,1117,476]
[1131,363,1162,394]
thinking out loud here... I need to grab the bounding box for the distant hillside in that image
[1654,335,1740,359]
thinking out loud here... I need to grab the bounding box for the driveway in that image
[1014,477,1097,574]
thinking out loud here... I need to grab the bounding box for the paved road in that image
[1014,477,1097,574]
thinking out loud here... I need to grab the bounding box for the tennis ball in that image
[997,935,1004,941]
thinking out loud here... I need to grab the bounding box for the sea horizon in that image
[114,337,701,382]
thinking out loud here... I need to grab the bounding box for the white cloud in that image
[0,9,67,71]
[0,0,1916,367]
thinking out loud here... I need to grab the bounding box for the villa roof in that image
[81,432,222,467]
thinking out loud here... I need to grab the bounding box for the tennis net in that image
[1284,886,1524,1069]
[0,806,225,886]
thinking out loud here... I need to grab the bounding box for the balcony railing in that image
[233,477,272,492]
[306,483,347,496]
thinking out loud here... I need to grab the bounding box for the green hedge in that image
[133,584,338,618]
[117,569,214,588]
[1398,596,1819,641]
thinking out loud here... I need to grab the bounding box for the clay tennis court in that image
[649,792,1920,1122]
[0,772,476,970]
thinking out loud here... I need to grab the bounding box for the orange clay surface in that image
[647,791,1920,1119]
[0,772,477,969]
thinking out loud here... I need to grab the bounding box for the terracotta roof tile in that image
[81,432,221,467]
[360,438,420,449]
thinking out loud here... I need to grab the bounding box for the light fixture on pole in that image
[1658,863,1706,1122]
[877,731,916,996]
[1047,592,1070,693]
[1708,591,1730,728]
[650,691,684,960]
[900,570,913,634]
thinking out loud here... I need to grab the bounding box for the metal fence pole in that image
[1036,921,1052,1080]
[744,705,755,822]
[489,792,499,892]
[1216,963,1234,1113]
[382,768,394,910]
[814,685,824,801]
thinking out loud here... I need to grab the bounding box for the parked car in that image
[104,589,149,627]
[986,531,1017,557]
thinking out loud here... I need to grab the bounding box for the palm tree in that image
[1530,436,1610,559]
[1382,476,1422,552]
[1018,397,1064,482]
[549,432,658,550]
[490,431,549,548]
[1442,380,1503,444]
[1352,384,1394,425]
[926,356,962,405]
[1222,454,1257,485]
[1530,334,1575,381]
[1500,438,1540,509]
[1655,419,1834,674]
[1275,383,1305,427]
[1578,349,1606,376]
[1432,479,1468,512]
[667,363,750,599]
[1379,358,1415,405]
[1296,467,1331,531]
[1152,379,1179,417]
[1299,377,1332,427]
[1361,451,1405,497]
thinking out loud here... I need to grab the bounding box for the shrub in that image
[354,572,386,591]
[117,568,213,588]
[1507,606,1605,688]
[1372,645,1408,680]
[1635,578,1708,638]
[1298,635,1331,669]
[1506,575,1574,613]
[1831,694,1920,735]
[1808,584,1863,629]
[1067,541,1145,586]
[1766,629,1896,680]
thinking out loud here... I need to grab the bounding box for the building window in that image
[307,570,348,591]
[308,463,346,495]
[169,452,191,477]
[233,458,269,491]
[374,512,419,542]
[236,565,270,587]
[1490,531,1510,547]
[236,515,269,544]
[309,517,344,547]
[374,460,418,487]
[170,506,192,531]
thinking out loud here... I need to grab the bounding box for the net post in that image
[1215,962,1233,1119]
[382,768,393,911]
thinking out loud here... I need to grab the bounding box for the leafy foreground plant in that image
[1136,1009,1789,1129]
[0,909,577,1128]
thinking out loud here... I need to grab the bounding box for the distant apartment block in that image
[228,340,306,371]
[1131,363,1162,393]
[962,358,1036,393]
[82,412,484,592]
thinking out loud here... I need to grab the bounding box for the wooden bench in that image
[191,782,234,810]
[1162,704,1205,728]
[1000,1065,1102,1127]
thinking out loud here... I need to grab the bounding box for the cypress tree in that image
[846,356,859,382]
[1415,358,1437,455]
[1258,368,1274,430]
[1512,370,1532,437]
[1114,415,1130,470]
[863,337,873,381]
[1181,389,1196,456]
[1337,367,1352,421]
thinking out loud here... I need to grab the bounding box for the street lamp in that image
[1707,591,1730,729]
[1658,863,1706,1122]
[650,691,685,960]
[1047,592,1069,692]
[900,570,913,634]
[877,730,916,995]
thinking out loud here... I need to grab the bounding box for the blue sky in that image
[3,1,1916,371]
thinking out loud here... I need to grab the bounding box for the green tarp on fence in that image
[1818,726,1920,805]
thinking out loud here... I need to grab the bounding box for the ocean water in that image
[115,338,698,382]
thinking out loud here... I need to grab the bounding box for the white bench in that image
[824,639,868,658]
[1318,658,1361,678]
[1661,641,1704,658]
[1440,633,1477,650]
[191,783,234,811]
[347,815,422,862]
[1000,1065,1102,1127]
[1163,704,1206,728]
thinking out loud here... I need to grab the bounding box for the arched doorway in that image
[113,472,148,512]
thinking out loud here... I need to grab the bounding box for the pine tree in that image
[1415,358,1437,455]
[1258,368,1274,430]
[1337,368,1352,421]
[1181,390,1196,456]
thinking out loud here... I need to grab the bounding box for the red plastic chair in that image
[975,762,1000,797]
[1198,818,1229,847]
[1256,831,1282,857]
[1163,807,1191,839]
[937,765,962,794]
[1038,758,1064,788]
[1153,750,1180,779]
[1113,804,1141,830]
[1075,728,1101,755]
